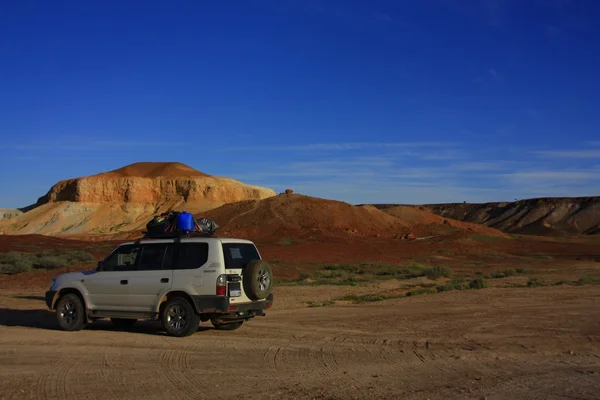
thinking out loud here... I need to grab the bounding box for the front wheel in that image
[56,293,87,331]
[160,297,200,337]
[211,320,244,331]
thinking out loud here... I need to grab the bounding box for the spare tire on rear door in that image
[243,260,273,301]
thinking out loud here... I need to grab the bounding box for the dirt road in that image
[1,286,599,400]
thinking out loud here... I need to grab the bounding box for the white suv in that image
[45,235,274,337]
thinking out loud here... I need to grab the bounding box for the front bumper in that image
[191,293,274,314]
[45,290,57,309]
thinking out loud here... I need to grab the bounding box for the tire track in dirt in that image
[99,342,160,399]
[34,345,93,400]
[263,345,283,368]
[158,339,225,400]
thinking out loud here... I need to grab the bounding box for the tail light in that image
[216,274,226,296]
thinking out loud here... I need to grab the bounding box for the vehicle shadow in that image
[0,308,213,335]
[0,308,60,330]
[10,295,45,301]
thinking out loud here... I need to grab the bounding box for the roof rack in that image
[134,230,217,243]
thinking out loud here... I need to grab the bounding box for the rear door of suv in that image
[171,241,211,296]
[221,241,261,305]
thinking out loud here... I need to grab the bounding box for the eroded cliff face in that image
[0,209,22,221]
[0,162,277,236]
[370,197,600,236]
[37,176,275,205]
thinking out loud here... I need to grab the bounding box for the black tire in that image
[243,260,273,301]
[55,293,87,331]
[110,318,137,329]
[211,320,244,331]
[160,297,200,337]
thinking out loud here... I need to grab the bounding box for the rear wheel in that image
[56,293,86,331]
[211,320,244,331]
[160,297,200,337]
[111,318,137,329]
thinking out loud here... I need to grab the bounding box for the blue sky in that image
[1,0,599,208]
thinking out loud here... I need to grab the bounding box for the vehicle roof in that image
[117,237,255,246]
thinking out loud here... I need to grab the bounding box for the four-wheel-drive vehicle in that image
[45,233,274,337]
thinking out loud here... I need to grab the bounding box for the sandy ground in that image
[1,285,599,400]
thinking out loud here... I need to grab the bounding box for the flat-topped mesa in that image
[36,162,276,205]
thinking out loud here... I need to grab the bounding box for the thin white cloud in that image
[502,170,600,182]
[222,142,454,152]
[532,149,600,159]
[451,162,508,171]
[1,140,185,151]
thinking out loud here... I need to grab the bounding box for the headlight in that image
[49,279,56,290]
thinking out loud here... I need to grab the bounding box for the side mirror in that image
[96,261,104,271]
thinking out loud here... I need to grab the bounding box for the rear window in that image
[222,243,260,269]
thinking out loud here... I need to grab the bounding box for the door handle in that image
[120,280,128,285]
[161,278,169,283]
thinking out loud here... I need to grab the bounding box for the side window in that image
[163,244,175,270]
[222,243,260,269]
[103,245,141,272]
[137,244,170,271]
[174,243,209,270]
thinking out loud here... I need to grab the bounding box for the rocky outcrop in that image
[37,176,274,205]
[0,162,276,236]
[33,162,274,207]
[370,197,600,236]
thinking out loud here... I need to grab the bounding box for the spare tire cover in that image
[243,260,273,301]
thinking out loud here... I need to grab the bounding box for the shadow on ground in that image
[0,308,213,335]
[11,295,45,301]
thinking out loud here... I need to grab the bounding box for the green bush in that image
[406,289,435,297]
[279,237,293,245]
[469,277,489,289]
[527,278,544,287]
[323,264,362,274]
[424,266,453,280]
[491,268,519,279]
[0,249,95,275]
[340,294,389,303]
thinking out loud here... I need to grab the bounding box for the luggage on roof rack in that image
[136,230,217,242]
[141,230,215,238]
[145,211,219,237]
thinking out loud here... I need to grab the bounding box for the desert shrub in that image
[0,252,35,275]
[424,266,453,280]
[297,273,310,281]
[34,255,70,270]
[279,237,293,245]
[491,268,518,279]
[406,289,435,297]
[527,278,543,287]
[324,264,362,274]
[306,300,335,307]
[469,277,489,289]
[435,284,454,292]
[0,249,95,275]
[471,235,505,242]
[575,276,600,286]
[437,278,469,292]
[340,294,390,303]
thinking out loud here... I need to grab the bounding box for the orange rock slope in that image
[0,162,276,236]
[198,193,508,242]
